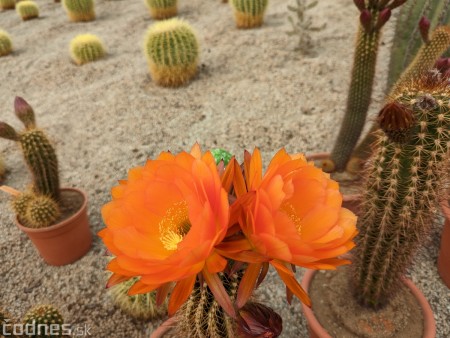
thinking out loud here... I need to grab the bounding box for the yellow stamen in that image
[281,202,302,235]
[159,200,191,251]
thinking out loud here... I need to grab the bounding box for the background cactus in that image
[108,277,166,320]
[16,1,39,20]
[352,72,450,308]
[145,0,177,20]
[62,0,95,22]
[70,34,106,65]
[0,29,13,57]
[230,0,269,28]
[0,0,15,10]
[22,305,64,338]
[143,18,199,87]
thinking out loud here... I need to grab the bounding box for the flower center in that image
[281,202,302,235]
[159,200,191,251]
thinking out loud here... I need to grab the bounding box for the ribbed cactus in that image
[230,0,268,28]
[16,1,39,20]
[11,191,34,218]
[175,272,240,337]
[108,277,166,320]
[144,18,199,87]
[0,29,13,57]
[62,0,95,22]
[0,97,60,201]
[70,34,106,65]
[22,305,64,338]
[352,72,450,308]
[0,0,15,10]
[25,194,60,228]
[145,0,177,20]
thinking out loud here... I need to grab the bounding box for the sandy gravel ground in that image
[0,0,449,337]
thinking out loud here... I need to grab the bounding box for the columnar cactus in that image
[0,0,15,10]
[143,18,199,87]
[22,305,64,338]
[0,29,13,57]
[145,0,177,20]
[70,34,106,65]
[16,1,39,20]
[108,277,166,320]
[62,0,95,22]
[230,0,268,28]
[352,72,450,308]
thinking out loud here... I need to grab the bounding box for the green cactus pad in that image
[210,148,233,166]
[230,0,268,28]
[0,29,13,57]
[62,0,95,22]
[143,18,199,87]
[145,0,177,20]
[16,1,39,21]
[22,305,64,338]
[0,0,15,10]
[25,194,60,228]
[70,34,106,65]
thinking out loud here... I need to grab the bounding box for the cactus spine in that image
[352,73,450,308]
[0,0,15,10]
[0,29,13,57]
[62,0,95,22]
[230,0,268,28]
[145,0,177,20]
[11,192,34,218]
[25,195,60,228]
[22,305,64,338]
[144,18,199,87]
[70,34,106,65]
[16,1,39,20]
[176,272,240,337]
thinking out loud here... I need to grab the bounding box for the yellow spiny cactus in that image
[62,0,95,22]
[230,0,269,28]
[0,0,15,10]
[0,29,12,56]
[70,33,106,65]
[145,0,177,20]
[16,0,39,20]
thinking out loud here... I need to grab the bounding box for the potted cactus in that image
[301,71,450,337]
[0,97,92,266]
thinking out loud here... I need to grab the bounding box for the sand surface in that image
[1,0,449,337]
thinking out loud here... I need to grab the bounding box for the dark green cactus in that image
[352,72,450,308]
[22,305,64,338]
[329,0,407,172]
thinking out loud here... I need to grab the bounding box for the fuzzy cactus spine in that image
[145,0,177,20]
[144,18,199,87]
[230,0,268,28]
[22,305,64,338]
[70,34,106,65]
[16,1,39,20]
[352,73,450,308]
[62,0,95,22]
[0,29,13,56]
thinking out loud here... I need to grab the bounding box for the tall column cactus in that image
[328,0,407,172]
[352,72,450,308]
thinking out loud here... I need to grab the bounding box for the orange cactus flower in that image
[99,144,236,317]
[217,148,358,308]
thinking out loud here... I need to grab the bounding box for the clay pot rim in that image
[15,187,87,234]
[300,269,436,338]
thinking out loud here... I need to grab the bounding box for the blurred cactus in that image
[143,18,199,87]
[329,0,407,172]
[352,72,450,308]
[0,155,5,182]
[70,34,106,65]
[230,0,269,28]
[0,0,15,10]
[62,0,95,22]
[145,0,177,20]
[22,305,64,338]
[16,1,39,20]
[0,29,13,57]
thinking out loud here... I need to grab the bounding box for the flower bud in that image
[237,302,282,338]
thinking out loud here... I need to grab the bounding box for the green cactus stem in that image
[16,1,39,20]
[22,305,64,338]
[230,0,269,28]
[0,29,13,56]
[145,0,177,20]
[143,18,199,87]
[62,0,95,22]
[0,0,15,10]
[70,34,106,65]
[352,72,450,308]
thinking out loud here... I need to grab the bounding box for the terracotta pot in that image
[438,199,450,288]
[300,269,436,338]
[16,187,92,266]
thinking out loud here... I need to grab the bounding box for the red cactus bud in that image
[0,122,19,141]
[360,10,372,33]
[375,8,391,30]
[14,96,36,129]
[237,303,283,338]
[378,102,415,143]
[353,0,365,11]
[419,16,431,43]
[434,57,450,72]
[387,0,408,10]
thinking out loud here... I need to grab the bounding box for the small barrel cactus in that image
[108,277,167,320]
[62,0,95,22]
[70,33,106,65]
[230,0,269,28]
[25,194,60,228]
[0,0,15,10]
[143,18,199,87]
[145,0,177,20]
[16,1,39,21]
[11,191,34,219]
[0,29,13,57]
[22,305,64,338]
